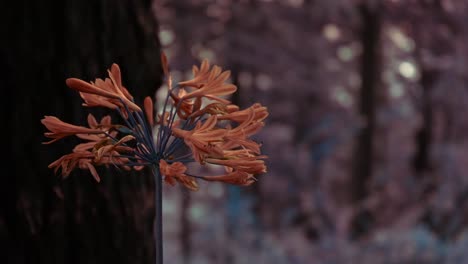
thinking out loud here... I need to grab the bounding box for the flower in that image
[65,63,141,112]
[202,170,255,186]
[178,61,237,102]
[171,115,225,163]
[42,56,269,190]
[41,116,105,144]
[159,160,198,191]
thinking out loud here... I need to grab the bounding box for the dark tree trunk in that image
[413,69,435,173]
[351,3,381,239]
[353,3,381,201]
[3,1,162,263]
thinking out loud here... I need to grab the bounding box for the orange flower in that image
[65,64,141,112]
[205,156,267,175]
[221,108,265,154]
[92,135,135,163]
[188,102,229,119]
[107,63,134,101]
[88,113,112,129]
[178,59,237,103]
[43,58,269,190]
[47,151,102,182]
[41,116,104,144]
[202,170,256,186]
[144,96,154,126]
[159,160,198,191]
[171,115,225,162]
[73,114,117,152]
[78,90,120,110]
[169,88,202,119]
[218,103,269,123]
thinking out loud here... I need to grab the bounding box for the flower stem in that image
[152,166,163,264]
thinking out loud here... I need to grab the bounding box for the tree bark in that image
[353,3,381,201]
[3,1,162,263]
[351,3,381,239]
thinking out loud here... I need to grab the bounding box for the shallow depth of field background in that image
[5,1,468,264]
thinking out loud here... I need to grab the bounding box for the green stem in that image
[152,166,163,264]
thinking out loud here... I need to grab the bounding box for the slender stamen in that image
[136,142,152,156]
[159,101,178,154]
[118,99,154,154]
[163,115,204,158]
[183,173,205,179]
[115,102,158,163]
[156,89,172,153]
[163,137,187,158]
[135,111,157,154]
[103,131,148,161]
[116,108,145,142]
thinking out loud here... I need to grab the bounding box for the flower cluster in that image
[42,54,268,190]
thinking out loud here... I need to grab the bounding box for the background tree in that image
[154,0,468,263]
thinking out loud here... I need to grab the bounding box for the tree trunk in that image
[3,1,162,263]
[351,3,381,239]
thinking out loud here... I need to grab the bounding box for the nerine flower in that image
[42,55,269,190]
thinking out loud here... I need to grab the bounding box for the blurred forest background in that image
[4,0,468,263]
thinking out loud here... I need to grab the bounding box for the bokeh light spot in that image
[159,29,175,46]
[399,61,419,81]
[323,24,341,42]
